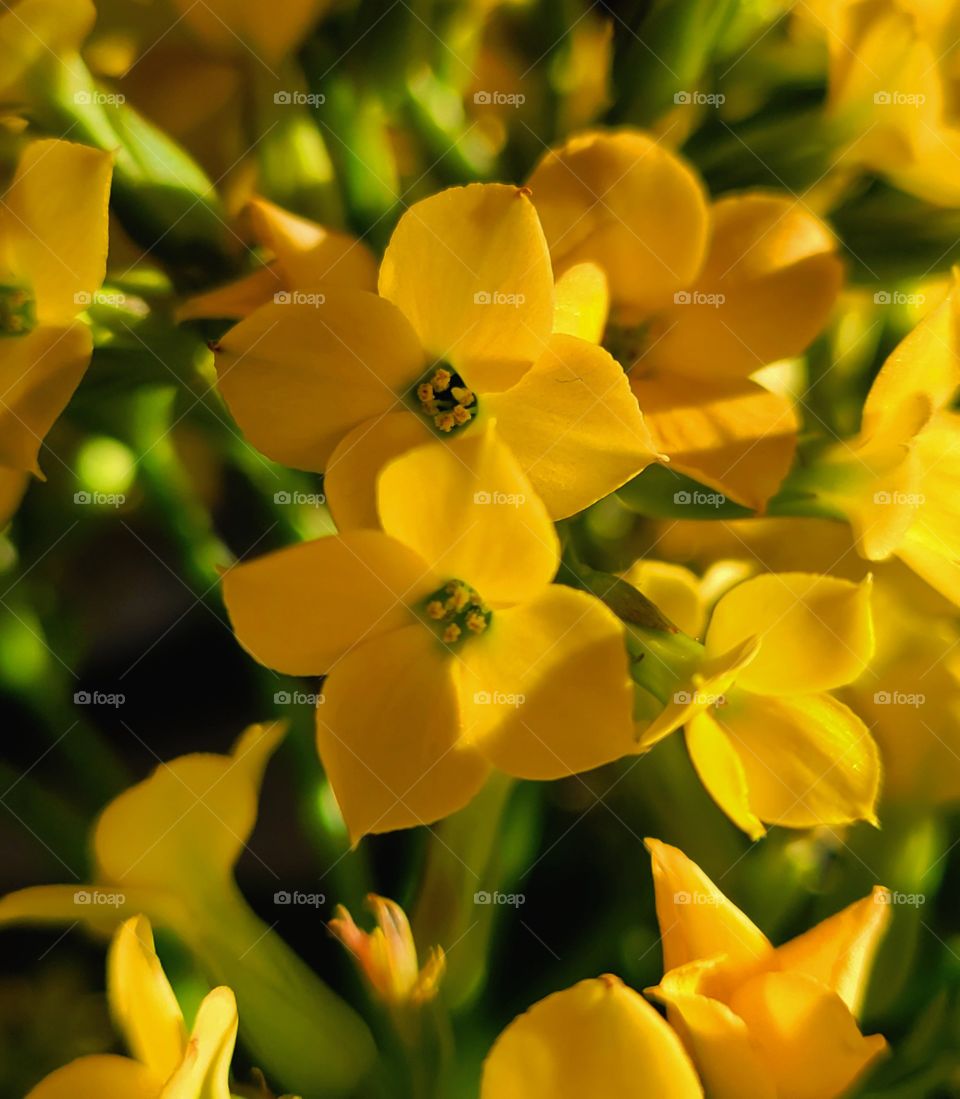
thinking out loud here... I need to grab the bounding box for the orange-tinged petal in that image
[458,584,635,779]
[317,625,489,840]
[705,691,881,830]
[3,139,112,325]
[480,976,704,1099]
[645,838,770,972]
[108,916,186,1081]
[645,194,842,380]
[376,424,558,607]
[176,266,282,323]
[223,531,433,675]
[727,970,887,1099]
[706,573,874,696]
[25,1055,161,1099]
[94,721,285,897]
[247,197,377,292]
[0,322,91,474]
[324,411,433,532]
[685,710,766,841]
[774,887,891,1016]
[527,129,709,317]
[215,290,424,471]
[552,261,608,343]
[379,184,553,392]
[161,986,237,1099]
[486,334,660,519]
[621,560,705,638]
[630,372,798,510]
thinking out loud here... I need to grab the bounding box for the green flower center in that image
[602,321,649,373]
[0,282,36,338]
[423,579,491,645]
[412,361,477,434]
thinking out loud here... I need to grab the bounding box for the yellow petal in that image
[108,916,186,1081]
[774,887,891,1016]
[645,838,771,972]
[480,976,704,1099]
[0,883,178,932]
[727,970,887,1099]
[377,423,558,606]
[706,573,874,696]
[94,721,285,896]
[25,1055,161,1099]
[161,987,238,1099]
[4,139,112,325]
[704,691,881,829]
[0,322,91,474]
[324,411,433,532]
[170,0,330,65]
[458,584,636,779]
[175,266,282,323]
[215,290,424,471]
[621,560,706,637]
[630,373,798,510]
[379,184,553,392]
[247,197,377,292]
[485,334,660,519]
[527,129,709,316]
[685,710,767,841]
[645,194,842,380]
[552,261,608,343]
[317,625,489,840]
[223,531,433,675]
[0,0,96,103]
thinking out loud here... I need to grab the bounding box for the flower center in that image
[413,361,477,434]
[423,579,491,645]
[0,282,36,338]
[602,321,648,373]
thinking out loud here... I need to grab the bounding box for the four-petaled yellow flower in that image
[214,181,660,523]
[223,425,637,841]
[26,915,238,1099]
[528,129,843,509]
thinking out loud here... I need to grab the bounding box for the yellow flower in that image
[0,721,374,1098]
[0,138,113,475]
[177,196,377,322]
[480,974,704,1098]
[527,129,843,509]
[795,278,960,604]
[0,0,95,111]
[223,425,637,841]
[636,570,880,839]
[329,894,445,1008]
[215,182,660,522]
[645,839,890,1099]
[26,915,238,1099]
